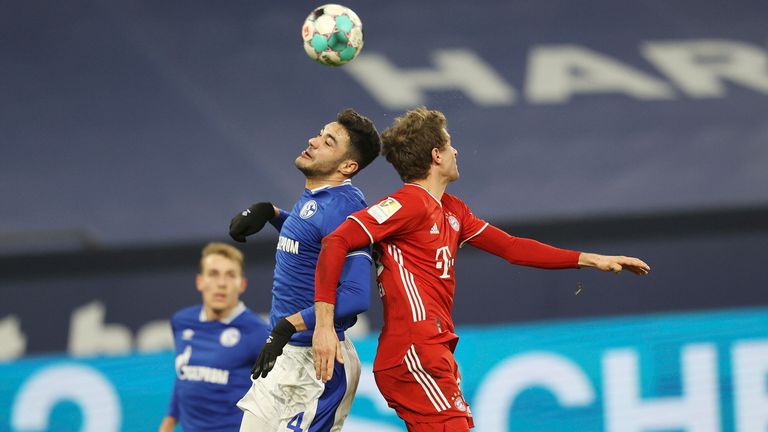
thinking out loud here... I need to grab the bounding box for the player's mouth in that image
[301,150,312,159]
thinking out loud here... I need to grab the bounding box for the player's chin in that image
[210,298,231,310]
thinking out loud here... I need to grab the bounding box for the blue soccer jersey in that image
[167,303,270,432]
[269,180,372,346]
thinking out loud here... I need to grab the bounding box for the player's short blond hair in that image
[199,242,245,275]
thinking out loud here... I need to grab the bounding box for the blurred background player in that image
[228,109,381,431]
[158,242,270,432]
[312,107,651,432]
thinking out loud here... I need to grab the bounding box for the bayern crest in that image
[448,215,460,232]
[453,395,467,412]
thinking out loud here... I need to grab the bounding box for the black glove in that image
[229,202,275,243]
[252,317,297,379]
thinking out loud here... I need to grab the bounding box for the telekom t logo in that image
[435,246,455,279]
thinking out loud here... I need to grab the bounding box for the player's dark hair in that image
[381,107,448,182]
[337,108,381,177]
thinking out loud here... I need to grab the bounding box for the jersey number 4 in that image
[287,412,304,432]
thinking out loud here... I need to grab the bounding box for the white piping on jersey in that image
[404,345,451,412]
[348,215,374,244]
[309,179,352,194]
[404,183,442,207]
[346,250,373,262]
[198,301,246,324]
[388,244,426,322]
[459,222,489,248]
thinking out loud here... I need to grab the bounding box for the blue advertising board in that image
[2,307,767,431]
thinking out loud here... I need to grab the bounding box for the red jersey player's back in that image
[347,183,488,370]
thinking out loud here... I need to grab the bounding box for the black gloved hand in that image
[252,317,297,379]
[229,202,275,243]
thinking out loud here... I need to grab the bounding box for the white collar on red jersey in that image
[404,183,442,207]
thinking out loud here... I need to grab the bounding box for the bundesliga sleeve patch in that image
[367,197,402,224]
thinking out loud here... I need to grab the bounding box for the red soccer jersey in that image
[348,184,488,371]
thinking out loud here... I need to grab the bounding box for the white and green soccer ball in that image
[301,4,363,67]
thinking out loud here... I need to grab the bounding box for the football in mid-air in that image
[302,4,363,67]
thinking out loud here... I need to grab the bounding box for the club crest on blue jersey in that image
[300,200,318,219]
[219,327,241,347]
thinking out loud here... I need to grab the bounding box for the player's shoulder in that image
[387,184,441,211]
[441,192,468,209]
[232,309,270,344]
[319,183,367,212]
[171,305,202,325]
[235,308,269,328]
[357,186,425,225]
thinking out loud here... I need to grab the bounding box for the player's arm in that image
[158,386,179,431]
[250,252,372,379]
[301,251,372,329]
[158,416,177,432]
[577,252,650,275]
[467,223,580,268]
[313,220,372,382]
[229,202,286,242]
[468,224,649,274]
[160,320,181,432]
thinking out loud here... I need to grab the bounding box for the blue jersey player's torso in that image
[270,180,368,345]
[170,304,269,432]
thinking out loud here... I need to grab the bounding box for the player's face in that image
[196,254,246,318]
[439,129,460,182]
[295,122,352,178]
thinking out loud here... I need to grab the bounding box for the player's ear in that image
[239,277,247,294]
[338,159,359,176]
[432,147,441,164]
[195,274,204,293]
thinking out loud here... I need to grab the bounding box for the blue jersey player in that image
[159,242,270,432]
[229,109,381,431]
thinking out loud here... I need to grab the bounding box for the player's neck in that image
[411,176,448,202]
[304,175,348,190]
[203,304,236,322]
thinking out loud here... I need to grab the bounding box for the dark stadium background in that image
[2,0,766,354]
[1,1,767,430]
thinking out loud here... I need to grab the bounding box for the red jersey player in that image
[312,107,650,432]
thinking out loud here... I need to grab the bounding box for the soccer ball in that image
[301,4,363,67]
